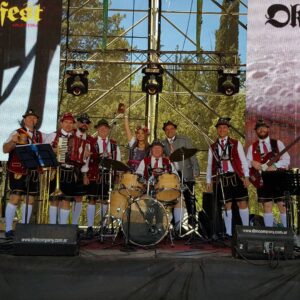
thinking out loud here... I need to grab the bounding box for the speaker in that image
[232,225,294,260]
[14,224,79,256]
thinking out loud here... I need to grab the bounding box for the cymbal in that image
[169,147,198,162]
[100,158,129,172]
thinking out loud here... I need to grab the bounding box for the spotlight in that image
[218,68,240,96]
[142,66,163,95]
[66,69,89,96]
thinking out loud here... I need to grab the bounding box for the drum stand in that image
[176,154,202,242]
[98,165,120,243]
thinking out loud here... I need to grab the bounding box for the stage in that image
[0,236,300,300]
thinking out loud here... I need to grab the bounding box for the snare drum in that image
[110,191,128,219]
[122,196,169,247]
[155,173,180,204]
[119,172,144,198]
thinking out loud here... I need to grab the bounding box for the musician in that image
[206,117,250,237]
[136,140,178,180]
[161,120,200,227]
[246,119,290,227]
[82,119,121,239]
[120,104,150,171]
[46,112,90,225]
[71,113,93,225]
[3,109,45,238]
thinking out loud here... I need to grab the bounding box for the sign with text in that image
[246,0,300,167]
[0,0,62,160]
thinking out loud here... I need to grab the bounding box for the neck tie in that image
[262,141,268,154]
[221,139,229,173]
[154,158,159,168]
[102,139,107,152]
[169,140,175,153]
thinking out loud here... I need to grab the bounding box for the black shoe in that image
[86,227,94,240]
[5,230,15,239]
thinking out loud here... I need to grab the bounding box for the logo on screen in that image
[0,1,43,27]
[265,4,300,28]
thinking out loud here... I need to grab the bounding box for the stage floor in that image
[1,233,300,300]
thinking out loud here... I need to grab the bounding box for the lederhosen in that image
[252,139,284,202]
[50,130,89,200]
[86,138,118,201]
[8,128,43,196]
[211,138,248,202]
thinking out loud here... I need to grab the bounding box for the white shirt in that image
[206,136,249,184]
[246,136,290,169]
[136,156,178,177]
[5,127,47,145]
[43,129,72,145]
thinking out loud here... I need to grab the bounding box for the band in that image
[1,109,293,244]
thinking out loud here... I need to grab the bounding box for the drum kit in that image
[97,147,199,248]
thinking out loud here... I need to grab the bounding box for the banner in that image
[246,0,300,167]
[0,0,62,160]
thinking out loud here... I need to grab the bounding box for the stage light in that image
[66,69,89,96]
[142,66,163,95]
[218,68,240,96]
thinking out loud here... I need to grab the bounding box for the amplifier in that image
[14,224,79,256]
[232,225,294,260]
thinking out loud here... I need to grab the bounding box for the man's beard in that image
[78,126,87,133]
[257,132,269,139]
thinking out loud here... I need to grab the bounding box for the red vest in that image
[8,128,43,174]
[251,139,279,163]
[211,137,244,178]
[87,138,118,181]
[143,156,172,180]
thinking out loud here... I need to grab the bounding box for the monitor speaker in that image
[14,224,79,256]
[232,225,294,259]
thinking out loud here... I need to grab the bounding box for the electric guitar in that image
[249,135,300,188]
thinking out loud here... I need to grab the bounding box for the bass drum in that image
[122,196,169,247]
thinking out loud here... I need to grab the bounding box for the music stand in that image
[15,144,58,225]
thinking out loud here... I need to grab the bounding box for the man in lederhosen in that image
[46,112,90,224]
[247,119,290,227]
[82,119,121,238]
[206,117,250,238]
[3,109,45,238]
[71,113,93,225]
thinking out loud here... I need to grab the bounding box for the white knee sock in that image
[59,209,70,224]
[239,208,249,226]
[5,203,17,232]
[21,203,33,224]
[223,209,232,236]
[49,206,58,224]
[280,213,287,227]
[264,213,274,227]
[173,208,183,229]
[72,202,82,225]
[87,204,96,227]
